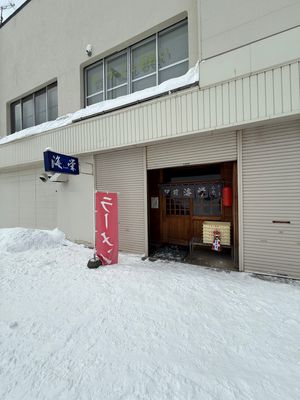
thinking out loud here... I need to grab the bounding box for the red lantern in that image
[222,186,232,207]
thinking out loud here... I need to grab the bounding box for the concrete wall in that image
[199,0,300,59]
[0,0,199,136]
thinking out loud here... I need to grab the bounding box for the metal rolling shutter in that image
[146,131,237,169]
[95,147,146,254]
[242,120,300,278]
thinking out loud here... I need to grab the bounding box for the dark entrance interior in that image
[148,161,238,270]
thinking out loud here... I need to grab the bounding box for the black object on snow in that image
[87,256,102,269]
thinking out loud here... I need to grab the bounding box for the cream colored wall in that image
[199,0,300,59]
[0,0,199,136]
[0,164,58,230]
[200,26,300,87]
[56,155,95,246]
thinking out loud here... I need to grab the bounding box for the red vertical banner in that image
[95,191,119,265]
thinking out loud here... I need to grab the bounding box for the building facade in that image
[0,0,299,278]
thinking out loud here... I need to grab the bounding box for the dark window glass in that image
[11,101,22,133]
[47,84,58,121]
[158,21,188,69]
[87,63,103,97]
[35,89,47,125]
[132,38,156,79]
[106,53,128,91]
[22,95,34,129]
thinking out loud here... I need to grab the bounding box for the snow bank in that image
[0,63,199,146]
[0,227,65,253]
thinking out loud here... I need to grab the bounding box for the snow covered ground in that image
[1,228,299,400]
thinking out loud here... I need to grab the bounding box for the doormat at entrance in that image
[149,245,188,263]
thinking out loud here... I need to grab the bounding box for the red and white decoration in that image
[95,191,119,265]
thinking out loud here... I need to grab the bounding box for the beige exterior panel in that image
[242,120,300,279]
[200,0,300,59]
[95,147,147,255]
[147,130,237,169]
[0,166,58,230]
[1,60,299,171]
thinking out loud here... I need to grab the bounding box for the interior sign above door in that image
[43,150,79,175]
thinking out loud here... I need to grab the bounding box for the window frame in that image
[84,19,188,106]
[10,82,58,134]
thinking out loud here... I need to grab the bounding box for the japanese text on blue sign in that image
[43,150,79,175]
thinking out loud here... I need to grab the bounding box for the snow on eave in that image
[0,62,199,146]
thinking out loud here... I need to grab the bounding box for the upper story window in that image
[85,19,188,106]
[10,82,58,134]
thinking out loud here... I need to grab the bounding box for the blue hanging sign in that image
[43,150,79,175]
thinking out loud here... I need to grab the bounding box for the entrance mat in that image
[149,245,189,263]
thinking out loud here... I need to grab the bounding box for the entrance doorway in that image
[148,161,238,269]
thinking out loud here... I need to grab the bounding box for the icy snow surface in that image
[1,228,300,400]
[0,63,199,146]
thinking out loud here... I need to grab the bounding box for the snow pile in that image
[1,227,300,400]
[0,227,65,253]
[0,63,199,146]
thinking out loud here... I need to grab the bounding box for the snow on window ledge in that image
[0,62,199,146]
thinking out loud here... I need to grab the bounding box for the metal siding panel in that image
[216,85,223,126]
[257,72,266,118]
[291,62,300,111]
[95,147,146,254]
[250,75,258,120]
[242,77,251,121]
[273,67,283,115]
[229,80,236,124]
[222,83,230,126]
[265,70,274,116]
[236,79,244,122]
[242,120,300,278]
[204,89,210,128]
[147,130,237,170]
[209,87,217,128]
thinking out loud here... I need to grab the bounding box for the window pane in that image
[159,60,189,84]
[35,89,47,125]
[22,95,34,129]
[132,74,156,93]
[87,93,103,106]
[47,84,58,121]
[106,85,128,100]
[158,21,188,69]
[132,38,156,80]
[106,53,127,90]
[11,101,22,133]
[87,63,103,96]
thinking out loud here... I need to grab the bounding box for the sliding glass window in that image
[10,82,58,134]
[85,19,188,106]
